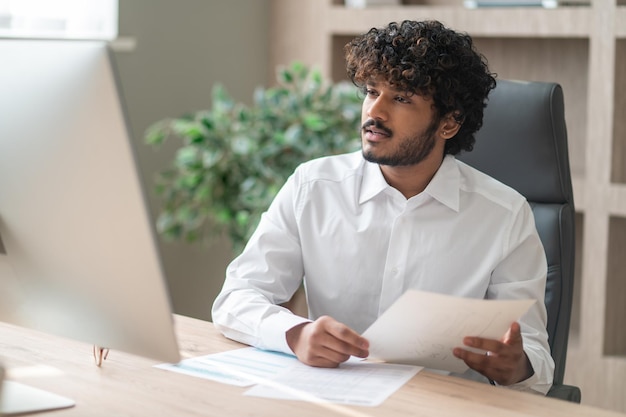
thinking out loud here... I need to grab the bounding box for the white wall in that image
[114,0,270,320]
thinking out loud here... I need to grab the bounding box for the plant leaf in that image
[145,62,362,253]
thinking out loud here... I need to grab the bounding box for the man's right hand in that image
[286,316,369,368]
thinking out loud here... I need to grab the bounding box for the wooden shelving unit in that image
[269,0,626,412]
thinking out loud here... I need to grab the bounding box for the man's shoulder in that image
[454,158,526,211]
[296,151,364,183]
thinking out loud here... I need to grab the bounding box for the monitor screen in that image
[0,39,181,413]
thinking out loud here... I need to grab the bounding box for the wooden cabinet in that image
[269,0,626,412]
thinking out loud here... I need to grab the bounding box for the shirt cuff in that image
[258,310,311,354]
[503,348,552,395]
[503,370,542,393]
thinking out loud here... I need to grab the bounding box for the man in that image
[212,20,554,394]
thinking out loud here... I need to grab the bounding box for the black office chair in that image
[457,80,581,402]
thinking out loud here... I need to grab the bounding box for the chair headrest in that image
[457,80,573,205]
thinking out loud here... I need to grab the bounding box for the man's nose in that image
[366,96,388,121]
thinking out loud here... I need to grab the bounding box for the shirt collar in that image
[423,155,460,212]
[358,154,460,211]
[359,158,390,204]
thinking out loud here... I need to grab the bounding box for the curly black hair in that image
[345,20,496,155]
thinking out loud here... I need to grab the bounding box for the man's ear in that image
[439,112,462,139]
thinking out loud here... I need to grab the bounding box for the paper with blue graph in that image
[362,289,535,373]
[155,347,296,387]
[156,347,421,406]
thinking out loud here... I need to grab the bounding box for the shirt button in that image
[391,267,399,274]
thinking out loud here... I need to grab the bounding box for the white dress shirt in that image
[212,151,554,394]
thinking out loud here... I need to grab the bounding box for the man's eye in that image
[396,96,410,104]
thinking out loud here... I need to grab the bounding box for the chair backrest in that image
[457,80,575,387]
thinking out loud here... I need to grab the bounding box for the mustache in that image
[361,119,393,136]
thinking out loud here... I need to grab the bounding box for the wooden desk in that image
[1,315,624,417]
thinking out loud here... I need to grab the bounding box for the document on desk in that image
[156,347,421,406]
[155,347,296,387]
[362,289,535,373]
[244,360,421,407]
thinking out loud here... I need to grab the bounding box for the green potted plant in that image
[145,62,362,254]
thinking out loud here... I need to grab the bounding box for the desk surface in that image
[1,315,624,417]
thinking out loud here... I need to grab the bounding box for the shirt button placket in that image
[378,213,410,315]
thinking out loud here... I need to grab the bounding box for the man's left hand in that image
[452,321,533,385]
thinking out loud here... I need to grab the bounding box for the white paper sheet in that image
[362,290,535,373]
[157,347,421,406]
[244,360,421,407]
[155,347,296,387]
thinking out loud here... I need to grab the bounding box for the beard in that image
[361,119,439,167]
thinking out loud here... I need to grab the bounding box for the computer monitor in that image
[0,39,181,414]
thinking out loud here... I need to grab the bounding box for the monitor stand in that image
[0,365,75,415]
